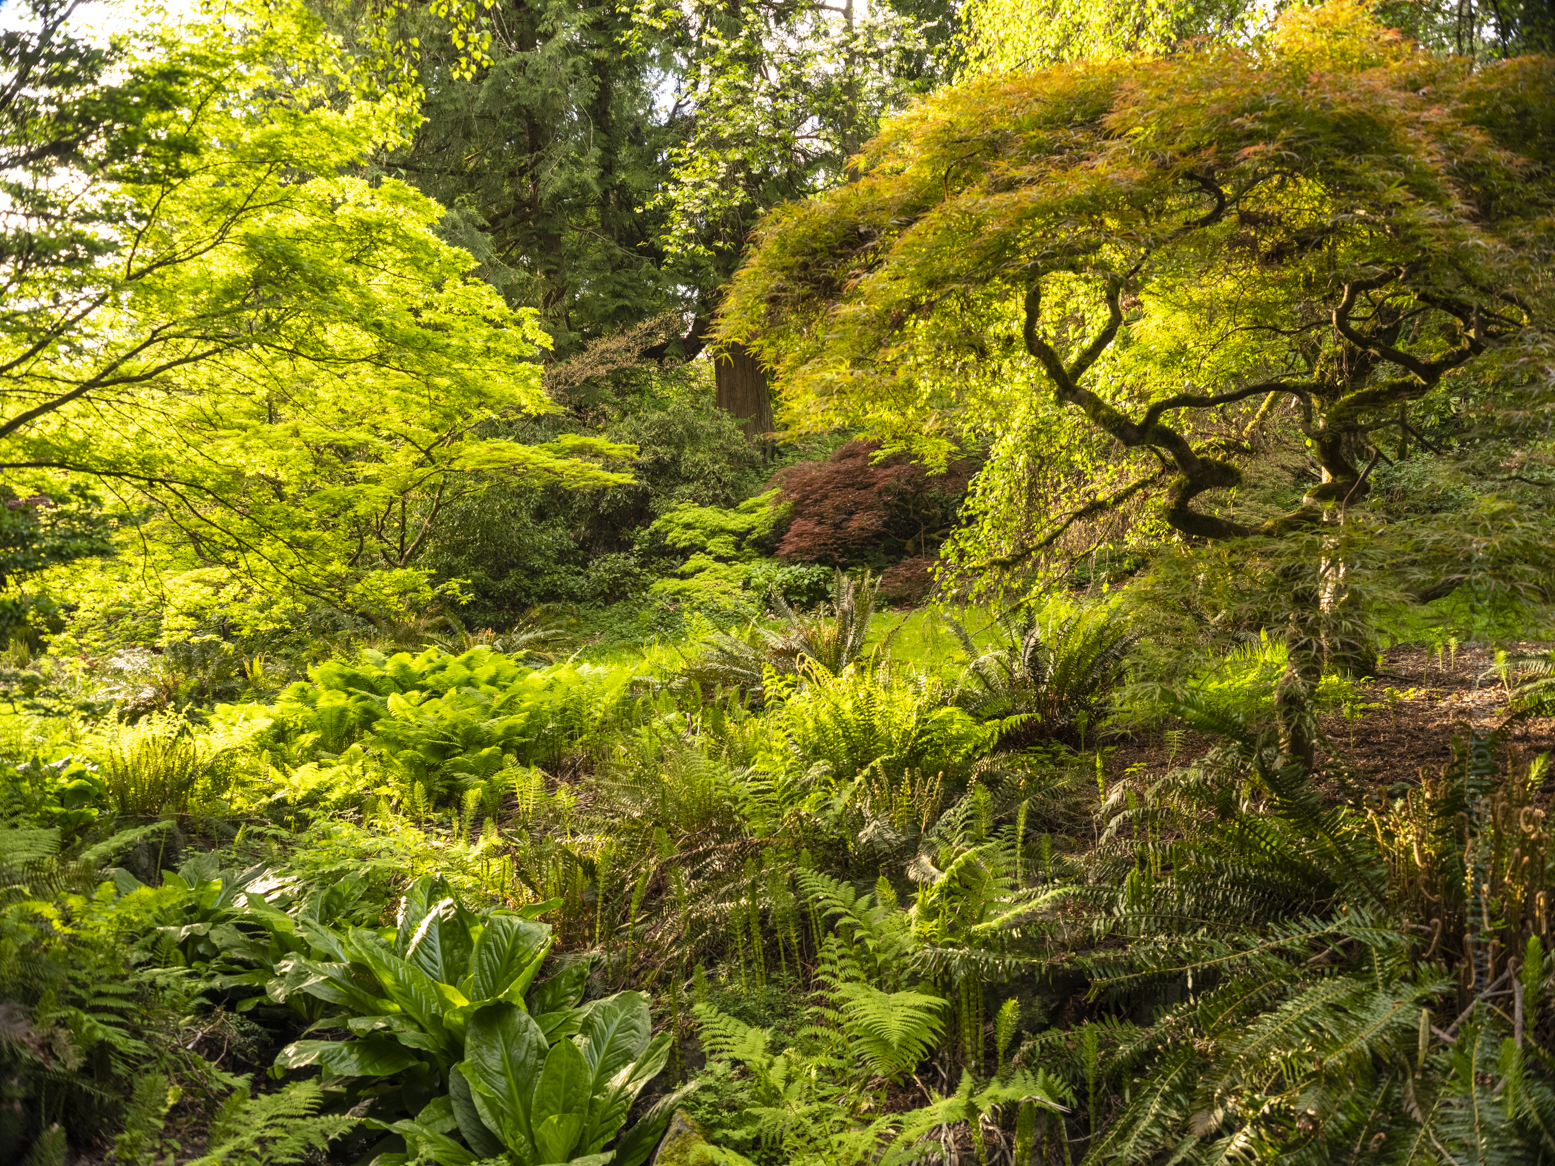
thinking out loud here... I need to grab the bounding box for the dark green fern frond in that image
[189,1080,356,1165]
[947,602,1137,748]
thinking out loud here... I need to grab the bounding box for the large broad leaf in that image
[574,991,667,1154]
[405,896,476,987]
[296,917,351,962]
[468,912,552,1003]
[395,874,457,955]
[526,958,591,1016]
[577,992,653,1091]
[534,1006,586,1044]
[297,871,369,925]
[581,1033,672,1154]
[618,1033,672,1098]
[345,1014,445,1053]
[275,1036,422,1077]
[532,1113,586,1165]
[273,958,386,1014]
[530,1037,590,1164]
[347,930,456,1058]
[449,1066,505,1159]
[366,1117,476,1166]
[464,1077,532,1166]
[515,896,563,920]
[459,1001,548,1154]
[412,1095,459,1133]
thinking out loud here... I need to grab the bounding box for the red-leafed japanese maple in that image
[771,441,978,570]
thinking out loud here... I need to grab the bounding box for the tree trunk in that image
[1274,569,1324,771]
[714,341,775,441]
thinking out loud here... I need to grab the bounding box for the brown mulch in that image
[1104,643,1555,793]
[1316,643,1555,787]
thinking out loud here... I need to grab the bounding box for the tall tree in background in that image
[643,0,958,437]
[349,0,959,434]
[361,1,679,352]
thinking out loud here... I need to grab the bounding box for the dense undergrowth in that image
[4,570,1555,1166]
[4,5,1555,1163]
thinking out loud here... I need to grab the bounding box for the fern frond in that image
[190,1080,356,1165]
[833,982,945,1078]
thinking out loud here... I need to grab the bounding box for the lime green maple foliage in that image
[0,0,630,625]
[720,2,1555,759]
[721,2,1555,570]
[959,0,1266,73]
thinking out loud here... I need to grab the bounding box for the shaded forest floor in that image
[1109,643,1555,793]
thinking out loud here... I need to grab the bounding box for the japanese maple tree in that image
[719,1,1555,760]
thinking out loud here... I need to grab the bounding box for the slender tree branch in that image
[1143,381,1316,433]
[980,471,1164,570]
[1023,279,1250,541]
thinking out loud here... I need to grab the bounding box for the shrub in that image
[0,824,208,1161]
[420,398,767,621]
[746,662,994,843]
[772,441,977,569]
[947,603,1136,748]
[685,570,880,702]
[646,490,786,605]
[0,756,103,837]
[878,557,935,607]
[219,873,680,1165]
[250,646,642,806]
[92,713,249,819]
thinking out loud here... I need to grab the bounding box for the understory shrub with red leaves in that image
[772,441,978,573]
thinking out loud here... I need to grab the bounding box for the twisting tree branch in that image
[1023,279,1250,541]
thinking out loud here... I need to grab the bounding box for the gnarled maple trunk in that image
[1274,564,1325,770]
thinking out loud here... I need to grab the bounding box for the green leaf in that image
[527,959,590,1016]
[582,1033,672,1153]
[371,1118,477,1166]
[578,992,653,1091]
[459,1001,548,1153]
[296,917,351,963]
[470,912,553,1002]
[449,1065,505,1159]
[274,1037,422,1077]
[531,1037,590,1163]
[404,896,477,987]
[344,1015,445,1052]
[274,958,387,1014]
[347,930,455,1057]
[610,1087,695,1166]
[534,1007,586,1044]
[835,983,946,1078]
[396,874,457,955]
[572,993,669,1154]
[515,897,563,920]
[533,1114,585,1164]
[414,1095,459,1134]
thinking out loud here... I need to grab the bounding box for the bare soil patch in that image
[1105,643,1555,792]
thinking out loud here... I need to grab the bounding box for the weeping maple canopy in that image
[718,1,1555,577]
